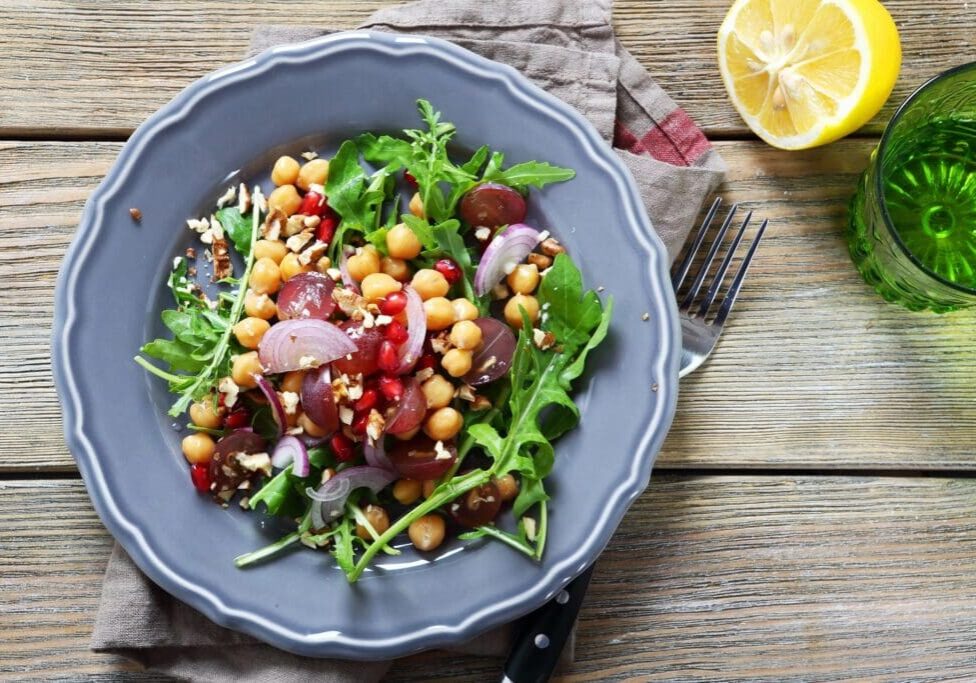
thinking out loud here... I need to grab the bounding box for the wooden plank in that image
[6,139,976,473]
[0,1,973,137]
[3,476,976,680]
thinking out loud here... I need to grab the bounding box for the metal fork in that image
[501,198,768,683]
[672,197,768,377]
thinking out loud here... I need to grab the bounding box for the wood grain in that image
[3,476,976,680]
[6,139,976,472]
[0,1,972,138]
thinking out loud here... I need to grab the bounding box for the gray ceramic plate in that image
[52,31,679,659]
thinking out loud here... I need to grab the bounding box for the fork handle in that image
[500,565,594,683]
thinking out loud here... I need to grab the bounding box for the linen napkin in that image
[91,1,725,680]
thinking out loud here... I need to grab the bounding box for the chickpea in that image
[279,252,312,281]
[250,257,281,295]
[280,371,304,394]
[411,269,450,300]
[268,184,302,217]
[393,479,422,505]
[296,411,328,437]
[296,158,329,191]
[231,351,263,389]
[356,504,390,540]
[424,406,464,440]
[189,397,222,429]
[441,348,473,378]
[381,256,411,282]
[253,239,288,264]
[181,432,215,465]
[506,263,540,295]
[244,290,276,320]
[423,297,455,331]
[408,192,425,218]
[386,223,423,259]
[346,246,381,282]
[408,514,445,551]
[361,272,402,302]
[271,155,300,186]
[504,294,540,328]
[421,374,455,409]
[495,473,519,503]
[451,298,479,322]
[422,480,437,498]
[449,320,483,351]
[233,317,270,350]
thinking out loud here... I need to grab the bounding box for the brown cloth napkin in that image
[91,1,725,680]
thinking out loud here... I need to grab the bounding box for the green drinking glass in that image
[848,62,976,313]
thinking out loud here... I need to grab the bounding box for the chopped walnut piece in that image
[129,207,142,221]
[301,150,319,161]
[286,228,314,253]
[237,183,251,213]
[262,207,287,241]
[366,409,386,442]
[540,237,566,257]
[430,331,452,354]
[532,328,556,351]
[303,215,322,229]
[527,253,552,270]
[332,287,369,317]
[252,186,268,214]
[284,214,306,237]
[474,226,491,242]
[300,240,329,266]
[456,384,477,402]
[216,185,236,209]
[185,247,196,259]
[414,367,435,383]
[470,395,492,412]
[211,235,233,281]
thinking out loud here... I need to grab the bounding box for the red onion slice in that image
[300,365,338,436]
[339,246,360,294]
[463,318,517,386]
[395,286,425,374]
[363,436,394,471]
[473,223,543,296]
[254,375,286,438]
[306,466,397,526]
[276,272,336,320]
[271,435,309,477]
[258,319,357,373]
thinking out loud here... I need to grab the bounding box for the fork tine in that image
[672,197,722,292]
[713,218,768,327]
[680,203,738,310]
[697,209,752,318]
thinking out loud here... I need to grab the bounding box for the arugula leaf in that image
[483,160,576,191]
[356,132,412,168]
[248,465,304,517]
[215,207,254,256]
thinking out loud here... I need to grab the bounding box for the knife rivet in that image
[534,634,550,649]
[555,590,570,605]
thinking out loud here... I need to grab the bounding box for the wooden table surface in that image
[3,1,976,680]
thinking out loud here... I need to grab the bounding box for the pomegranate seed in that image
[384,320,410,345]
[404,171,418,188]
[190,464,211,493]
[331,433,356,462]
[315,215,337,244]
[378,290,408,315]
[435,258,462,285]
[418,352,439,370]
[298,190,327,216]
[355,388,379,412]
[223,406,250,430]
[377,340,399,373]
[351,412,369,436]
[378,375,404,401]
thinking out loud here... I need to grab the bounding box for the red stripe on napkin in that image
[614,109,712,168]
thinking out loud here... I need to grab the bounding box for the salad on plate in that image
[136,100,612,583]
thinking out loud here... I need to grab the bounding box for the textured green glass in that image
[848,62,976,312]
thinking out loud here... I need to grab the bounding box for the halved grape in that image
[276,272,336,320]
[300,365,339,436]
[331,321,384,376]
[209,429,267,496]
[448,480,501,528]
[459,183,527,228]
[384,378,426,435]
[389,435,457,480]
[463,318,516,386]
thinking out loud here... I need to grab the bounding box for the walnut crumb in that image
[540,237,566,257]
[532,328,556,351]
[641,312,650,321]
[470,395,493,412]
[185,247,196,259]
[301,150,319,161]
[527,253,552,270]
[129,207,142,221]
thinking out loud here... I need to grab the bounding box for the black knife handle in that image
[501,565,595,683]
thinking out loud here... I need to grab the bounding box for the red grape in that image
[331,321,384,376]
[276,272,336,320]
[301,365,339,436]
[463,318,516,386]
[459,183,527,227]
[385,378,426,435]
[389,435,457,480]
[448,480,502,528]
[209,429,267,497]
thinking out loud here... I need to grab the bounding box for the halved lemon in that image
[718,0,901,150]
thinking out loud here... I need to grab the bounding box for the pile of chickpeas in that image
[179,152,550,553]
